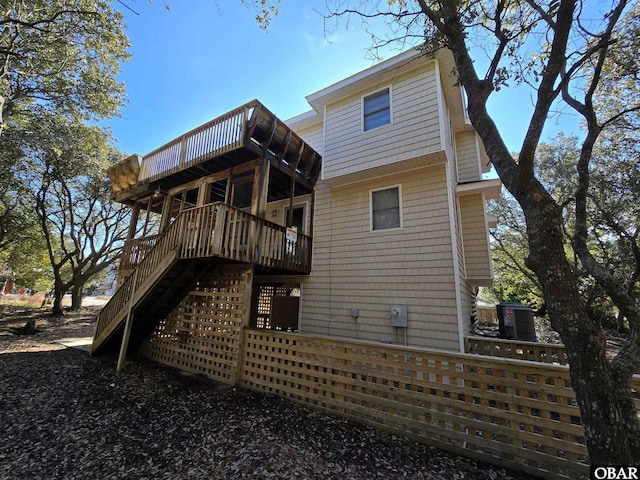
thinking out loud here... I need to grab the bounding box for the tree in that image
[273,0,640,465]
[490,134,634,329]
[487,193,543,309]
[0,0,129,136]
[24,115,130,315]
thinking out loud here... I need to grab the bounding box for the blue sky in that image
[108,1,581,158]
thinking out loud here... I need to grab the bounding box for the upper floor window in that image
[371,185,401,231]
[363,88,391,131]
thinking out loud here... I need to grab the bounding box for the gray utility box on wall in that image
[390,305,408,328]
[496,303,536,341]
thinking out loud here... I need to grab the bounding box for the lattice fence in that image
[140,265,251,385]
[465,336,568,365]
[239,330,636,480]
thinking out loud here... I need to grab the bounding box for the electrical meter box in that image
[390,304,407,328]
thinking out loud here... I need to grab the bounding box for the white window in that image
[363,88,391,131]
[371,186,402,231]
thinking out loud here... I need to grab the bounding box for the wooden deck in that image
[92,202,311,355]
[107,100,322,204]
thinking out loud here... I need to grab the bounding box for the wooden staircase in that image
[91,202,312,356]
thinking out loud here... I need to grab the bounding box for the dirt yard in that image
[0,303,539,479]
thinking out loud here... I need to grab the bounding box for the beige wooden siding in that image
[294,123,324,156]
[459,281,474,337]
[455,131,482,182]
[265,194,312,234]
[322,66,442,180]
[300,164,461,351]
[459,193,493,284]
[450,152,468,348]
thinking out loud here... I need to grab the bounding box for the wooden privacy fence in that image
[465,336,568,365]
[238,330,640,480]
[476,306,498,323]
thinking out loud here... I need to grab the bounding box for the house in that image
[92,48,500,376]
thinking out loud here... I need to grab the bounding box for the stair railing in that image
[92,209,188,349]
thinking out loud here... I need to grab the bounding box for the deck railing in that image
[465,336,568,365]
[93,215,183,350]
[180,203,311,272]
[120,203,311,274]
[96,202,312,351]
[138,103,254,183]
[119,234,160,271]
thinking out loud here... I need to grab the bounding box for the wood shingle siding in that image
[459,193,493,285]
[300,164,460,351]
[322,66,442,180]
[455,131,482,182]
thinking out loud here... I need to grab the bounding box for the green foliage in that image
[25,117,131,312]
[487,193,543,309]
[490,131,638,328]
[0,0,131,310]
[0,0,130,133]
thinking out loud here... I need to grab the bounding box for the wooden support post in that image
[159,195,173,233]
[234,266,254,386]
[117,268,139,372]
[142,196,153,236]
[254,156,270,218]
[288,143,305,227]
[250,156,270,262]
[287,174,295,227]
[178,135,187,167]
[127,202,141,240]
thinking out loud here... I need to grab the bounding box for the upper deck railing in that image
[138,102,255,183]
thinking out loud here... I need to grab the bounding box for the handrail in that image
[119,234,159,271]
[138,102,256,183]
[93,213,183,349]
[94,202,312,351]
[176,203,311,273]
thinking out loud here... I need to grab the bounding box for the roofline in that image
[456,178,502,200]
[286,109,322,130]
[306,48,433,111]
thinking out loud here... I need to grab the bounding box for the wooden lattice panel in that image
[140,265,252,385]
[254,284,293,329]
[238,330,623,480]
[465,336,569,365]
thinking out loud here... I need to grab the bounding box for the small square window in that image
[363,88,391,131]
[371,186,401,231]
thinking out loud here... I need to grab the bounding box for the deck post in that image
[117,267,140,372]
[234,266,254,386]
[127,202,141,240]
[250,156,270,262]
[159,194,173,233]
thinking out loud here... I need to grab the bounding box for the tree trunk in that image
[51,293,64,317]
[70,285,83,310]
[51,277,64,317]
[522,192,640,465]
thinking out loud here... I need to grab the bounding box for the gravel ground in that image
[0,305,539,480]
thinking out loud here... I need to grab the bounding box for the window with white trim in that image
[371,186,401,231]
[363,88,391,131]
